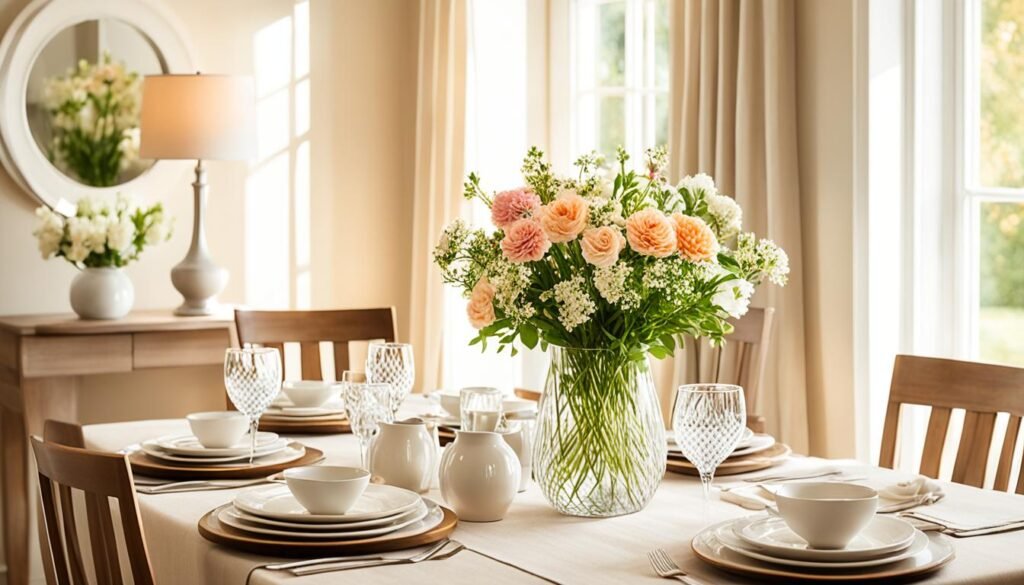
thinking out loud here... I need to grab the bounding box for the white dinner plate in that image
[155,432,284,457]
[139,442,306,466]
[736,515,917,562]
[668,430,771,457]
[264,405,346,418]
[228,502,425,530]
[218,500,432,539]
[234,483,421,523]
[717,522,928,569]
[692,520,954,582]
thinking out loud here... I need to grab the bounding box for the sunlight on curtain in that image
[441,0,530,392]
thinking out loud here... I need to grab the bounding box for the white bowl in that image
[775,482,878,550]
[186,411,249,449]
[434,389,536,419]
[282,380,341,408]
[284,466,371,515]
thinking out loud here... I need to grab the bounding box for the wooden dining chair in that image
[515,308,774,431]
[31,434,155,585]
[879,354,1024,493]
[233,307,398,381]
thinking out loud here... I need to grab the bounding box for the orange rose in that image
[670,212,719,262]
[625,208,676,257]
[580,226,626,267]
[466,276,496,329]
[539,191,589,243]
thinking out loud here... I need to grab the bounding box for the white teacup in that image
[775,482,878,549]
[282,380,340,408]
[284,466,371,515]
[186,411,249,449]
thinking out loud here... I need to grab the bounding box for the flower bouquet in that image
[42,53,142,187]
[434,146,788,516]
[34,194,171,319]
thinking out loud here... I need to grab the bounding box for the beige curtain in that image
[408,0,468,392]
[658,0,809,452]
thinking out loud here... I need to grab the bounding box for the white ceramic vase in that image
[502,427,531,492]
[368,420,435,493]
[439,430,520,522]
[69,267,134,320]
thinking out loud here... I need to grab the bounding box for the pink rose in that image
[580,226,625,267]
[466,276,496,329]
[501,218,551,263]
[491,188,541,229]
[625,208,676,257]
[539,191,589,243]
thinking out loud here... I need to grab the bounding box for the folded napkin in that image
[902,493,1024,533]
[718,474,935,513]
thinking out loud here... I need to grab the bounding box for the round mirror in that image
[0,0,194,214]
[26,19,163,188]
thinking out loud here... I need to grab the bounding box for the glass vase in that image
[532,346,666,517]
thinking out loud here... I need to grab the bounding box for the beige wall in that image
[795,0,860,458]
[0,0,417,578]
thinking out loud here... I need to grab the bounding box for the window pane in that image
[597,2,626,87]
[979,0,1024,188]
[655,92,668,147]
[599,95,625,156]
[654,0,669,89]
[979,201,1024,365]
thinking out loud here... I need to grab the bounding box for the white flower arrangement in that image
[33,194,171,268]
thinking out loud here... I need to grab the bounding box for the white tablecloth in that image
[83,398,1024,584]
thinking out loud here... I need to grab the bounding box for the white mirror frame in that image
[0,0,195,215]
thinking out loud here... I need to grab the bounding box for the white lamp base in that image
[172,160,228,316]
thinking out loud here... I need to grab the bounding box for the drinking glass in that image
[224,348,282,463]
[672,384,746,501]
[341,370,367,383]
[460,386,503,431]
[365,343,415,416]
[342,381,394,468]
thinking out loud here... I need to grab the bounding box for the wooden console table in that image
[0,310,235,585]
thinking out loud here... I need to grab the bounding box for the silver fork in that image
[648,549,711,585]
[289,539,459,576]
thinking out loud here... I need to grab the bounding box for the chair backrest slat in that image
[31,434,155,585]
[880,354,1024,494]
[234,308,397,381]
[994,415,1022,491]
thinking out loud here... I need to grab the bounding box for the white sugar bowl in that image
[439,430,520,522]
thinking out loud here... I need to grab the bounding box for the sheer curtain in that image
[658,0,809,452]
[408,0,468,392]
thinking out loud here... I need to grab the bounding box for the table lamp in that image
[139,73,256,316]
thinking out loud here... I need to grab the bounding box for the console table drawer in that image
[133,329,230,369]
[21,335,133,377]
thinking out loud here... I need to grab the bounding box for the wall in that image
[0,0,417,579]
[795,0,860,458]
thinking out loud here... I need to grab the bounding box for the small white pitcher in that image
[368,420,435,493]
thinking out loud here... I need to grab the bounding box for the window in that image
[968,0,1024,366]
[570,0,669,162]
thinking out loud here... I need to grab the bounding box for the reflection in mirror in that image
[26,19,164,187]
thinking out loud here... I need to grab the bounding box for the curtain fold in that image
[660,0,809,452]
[408,0,468,392]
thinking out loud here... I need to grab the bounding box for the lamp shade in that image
[139,74,256,161]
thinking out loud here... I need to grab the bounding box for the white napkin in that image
[879,476,944,501]
[719,485,776,510]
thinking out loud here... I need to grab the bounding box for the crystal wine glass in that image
[672,384,746,501]
[365,343,415,416]
[224,347,282,463]
[342,381,394,469]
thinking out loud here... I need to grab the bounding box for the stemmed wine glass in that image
[365,343,415,416]
[342,381,394,469]
[224,347,282,463]
[672,384,746,501]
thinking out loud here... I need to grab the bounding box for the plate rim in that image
[233,483,422,523]
[217,500,434,539]
[228,502,425,530]
[735,515,917,562]
[719,524,928,569]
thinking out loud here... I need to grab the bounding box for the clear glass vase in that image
[532,346,666,517]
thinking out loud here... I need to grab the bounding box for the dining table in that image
[82,395,1024,584]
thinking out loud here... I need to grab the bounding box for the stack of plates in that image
[259,394,350,434]
[667,429,792,476]
[218,484,443,541]
[692,515,955,581]
[139,432,304,467]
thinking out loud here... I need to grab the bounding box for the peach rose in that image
[625,208,676,257]
[539,191,589,243]
[491,188,541,229]
[580,226,626,267]
[501,218,551,263]
[466,276,496,329]
[670,212,719,262]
